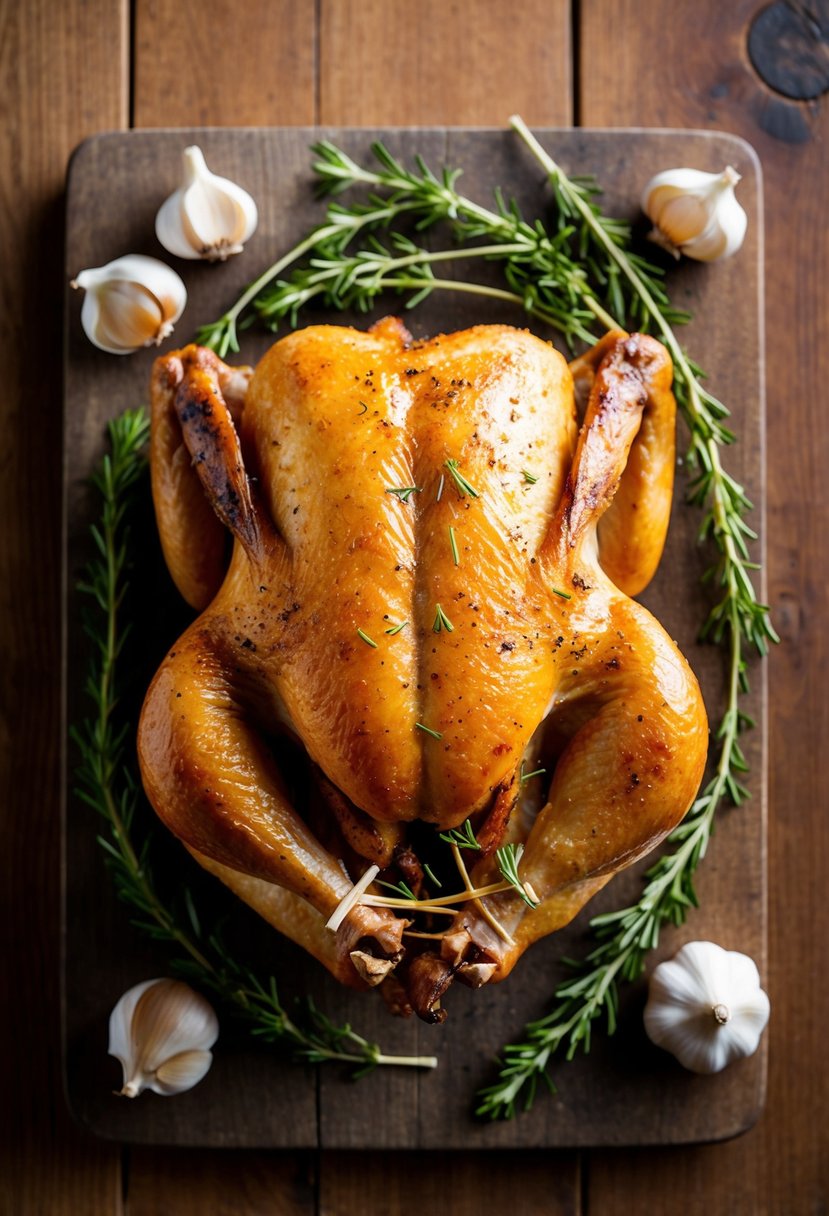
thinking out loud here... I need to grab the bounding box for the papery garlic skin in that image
[644,941,770,1074]
[641,166,747,262]
[71,255,187,354]
[155,145,258,261]
[108,978,219,1098]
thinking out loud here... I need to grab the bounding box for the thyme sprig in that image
[73,408,436,1077]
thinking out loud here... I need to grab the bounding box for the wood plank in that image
[314,10,575,1204]
[127,11,318,1210]
[319,1151,580,1216]
[319,0,572,126]
[579,0,828,1211]
[0,1,128,1213]
[127,1148,316,1216]
[133,0,317,128]
[64,127,764,1152]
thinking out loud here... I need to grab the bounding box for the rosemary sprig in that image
[439,820,481,850]
[73,408,436,1077]
[496,843,539,909]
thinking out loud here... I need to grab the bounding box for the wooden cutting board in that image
[63,127,766,1149]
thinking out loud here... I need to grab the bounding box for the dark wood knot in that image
[748,1,829,100]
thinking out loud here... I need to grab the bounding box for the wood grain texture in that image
[127,1148,316,1216]
[580,0,828,1211]
[319,1151,579,1216]
[319,0,572,126]
[3,0,813,1210]
[63,126,765,1153]
[0,2,128,1213]
[133,0,317,127]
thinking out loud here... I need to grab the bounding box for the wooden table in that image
[2,1,826,1211]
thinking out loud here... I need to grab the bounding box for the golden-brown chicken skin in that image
[138,318,707,1017]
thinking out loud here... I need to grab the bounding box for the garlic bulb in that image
[644,941,769,1074]
[155,145,258,261]
[71,255,186,354]
[108,978,219,1097]
[641,166,747,262]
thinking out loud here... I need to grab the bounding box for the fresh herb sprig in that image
[73,408,436,1077]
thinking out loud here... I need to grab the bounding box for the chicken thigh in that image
[138,318,708,1018]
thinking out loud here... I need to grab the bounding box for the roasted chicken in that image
[138,319,708,1021]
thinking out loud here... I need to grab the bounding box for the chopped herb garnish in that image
[416,722,443,740]
[436,472,445,501]
[552,587,572,600]
[439,820,481,850]
[377,879,417,900]
[433,603,454,633]
[445,458,479,499]
[496,843,538,908]
[520,762,547,783]
[386,485,422,503]
[385,619,409,635]
[356,628,378,648]
[449,526,460,566]
[423,862,442,889]
[522,469,539,484]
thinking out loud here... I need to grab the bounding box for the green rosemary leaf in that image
[416,722,443,740]
[384,619,409,636]
[449,525,460,566]
[445,458,480,499]
[522,469,539,484]
[552,587,572,600]
[519,762,547,783]
[423,862,442,889]
[378,879,417,900]
[386,485,422,503]
[356,628,378,648]
[432,603,454,633]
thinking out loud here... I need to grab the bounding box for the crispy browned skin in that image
[138,319,706,1009]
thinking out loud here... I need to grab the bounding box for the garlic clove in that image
[644,941,770,1075]
[155,145,258,262]
[641,166,747,262]
[108,977,219,1098]
[152,1049,215,1095]
[72,255,187,354]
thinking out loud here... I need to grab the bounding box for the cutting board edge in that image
[61,125,767,1150]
